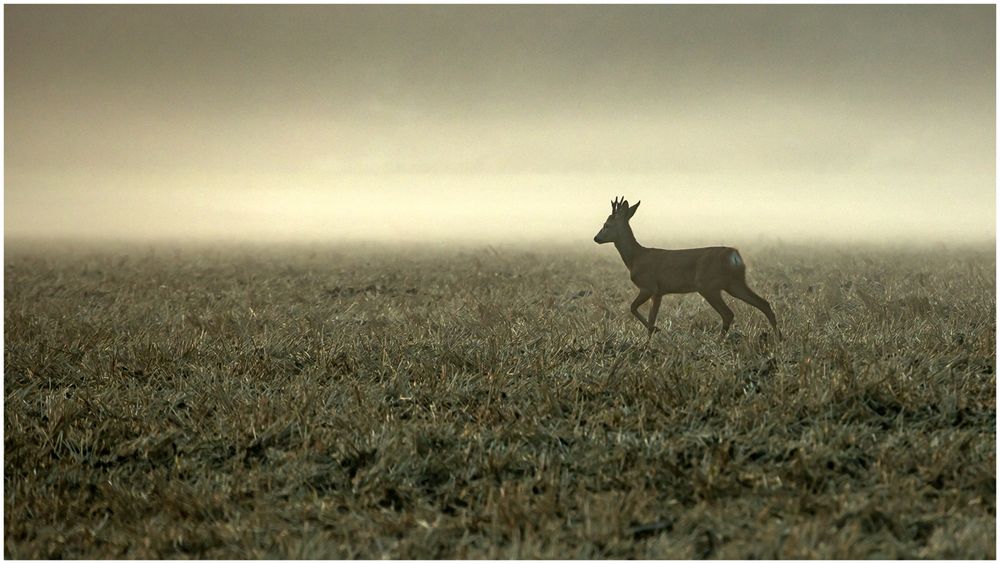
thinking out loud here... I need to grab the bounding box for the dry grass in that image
[4,240,995,558]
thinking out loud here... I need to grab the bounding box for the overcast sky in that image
[5,5,995,245]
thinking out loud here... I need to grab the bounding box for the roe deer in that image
[594,197,779,339]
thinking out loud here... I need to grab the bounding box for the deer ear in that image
[627,200,640,218]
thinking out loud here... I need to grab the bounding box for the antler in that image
[611,196,628,213]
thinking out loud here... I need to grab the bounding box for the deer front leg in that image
[646,294,663,336]
[630,289,653,332]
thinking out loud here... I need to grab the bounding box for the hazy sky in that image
[5,5,995,245]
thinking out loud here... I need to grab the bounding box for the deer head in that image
[594,196,640,244]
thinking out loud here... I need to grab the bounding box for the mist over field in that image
[4,5,995,246]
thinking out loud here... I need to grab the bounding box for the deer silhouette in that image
[594,197,779,339]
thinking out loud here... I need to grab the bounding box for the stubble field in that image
[4,240,996,558]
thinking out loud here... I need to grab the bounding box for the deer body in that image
[596,197,779,338]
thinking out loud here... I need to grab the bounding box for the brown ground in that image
[4,241,995,558]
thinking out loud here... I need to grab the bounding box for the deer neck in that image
[613,224,645,268]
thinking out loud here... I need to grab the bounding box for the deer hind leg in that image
[699,289,734,336]
[725,281,780,337]
[630,289,653,332]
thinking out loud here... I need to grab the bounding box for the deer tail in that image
[728,249,744,269]
[727,250,746,281]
